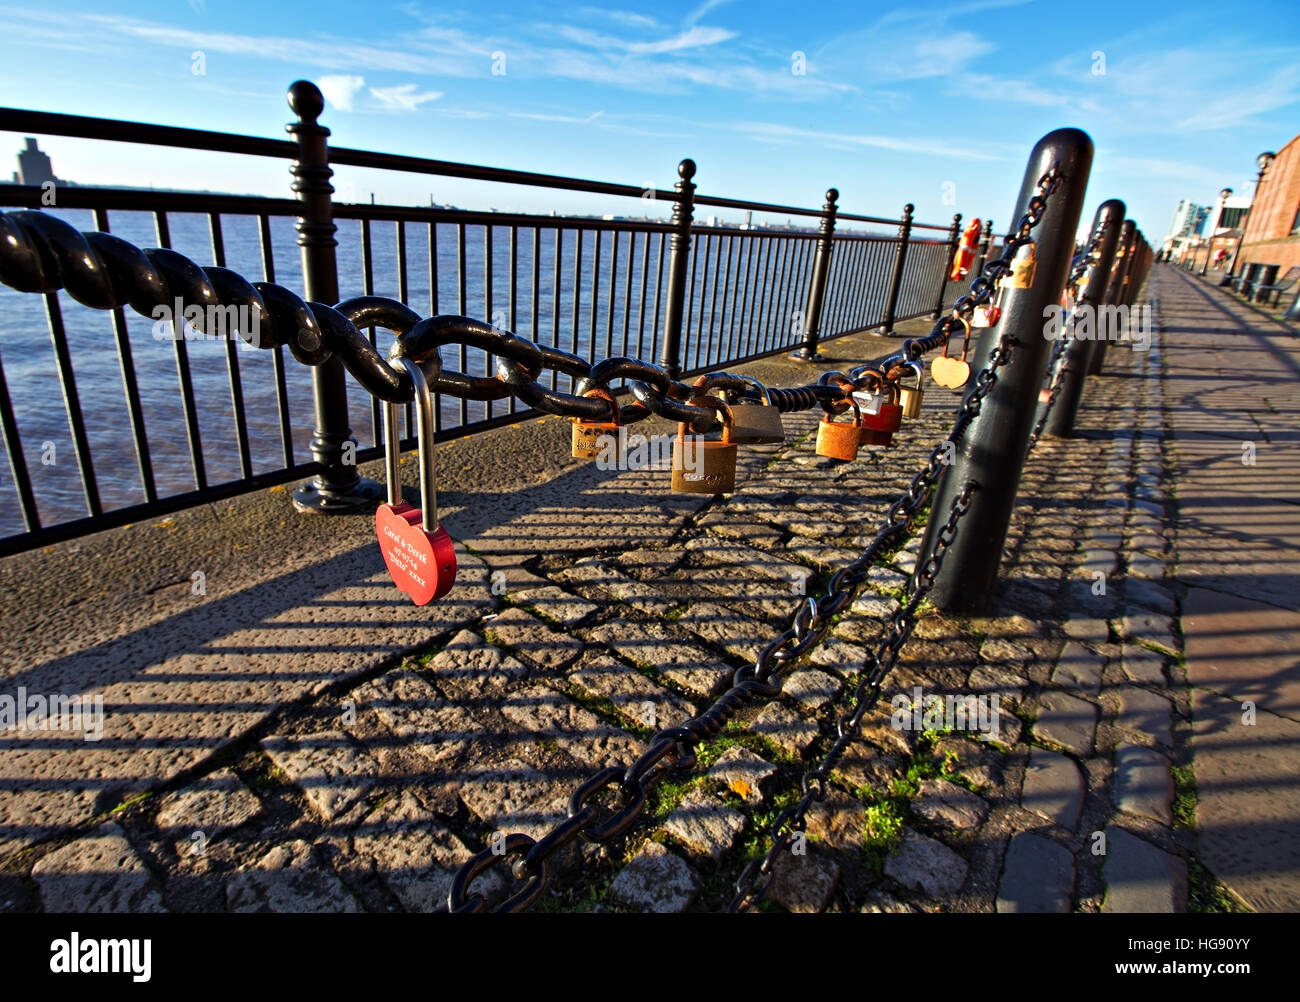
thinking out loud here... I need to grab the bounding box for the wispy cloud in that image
[369,83,443,112]
[685,0,736,27]
[731,122,1001,161]
[1176,64,1300,131]
[578,7,659,29]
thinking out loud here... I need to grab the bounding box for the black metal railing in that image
[0,80,969,555]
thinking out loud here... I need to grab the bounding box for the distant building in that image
[1237,132,1300,277]
[1167,199,1206,241]
[12,137,58,187]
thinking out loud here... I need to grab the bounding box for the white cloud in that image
[319,74,366,112]
[368,83,443,112]
[578,7,659,29]
[685,0,735,27]
[732,122,1001,161]
[626,25,734,53]
[1176,64,1300,132]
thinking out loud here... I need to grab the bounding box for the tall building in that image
[13,138,57,187]
[1167,199,1206,241]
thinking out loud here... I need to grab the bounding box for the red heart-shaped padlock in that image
[375,501,457,606]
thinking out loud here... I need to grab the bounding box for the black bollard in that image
[1043,198,1126,437]
[914,128,1093,614]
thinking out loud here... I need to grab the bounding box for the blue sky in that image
[2,0,1298,239]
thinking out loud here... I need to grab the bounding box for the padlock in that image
[729,376,785,444]
[973,283,1004,328]
[896,361,925,419]
[859,378,903,447]
[815,396,862,462]
[671,399,737,494]
[851,371,888,416]
[930,316,973,390]
[571,387,620,460]
[374,356,457,606]
[1003,241,1037,290]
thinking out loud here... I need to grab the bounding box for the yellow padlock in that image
[815,395,862,461]
[571,387,620,460]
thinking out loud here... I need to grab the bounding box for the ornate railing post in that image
[914,128,1093,614]
[1044,198,1125,438]
[790,188,838,361]
[658,158,697,379]
[286,80,381,513]
[930,213,962,319]
[974,218,993,278]
[875,203,913,335]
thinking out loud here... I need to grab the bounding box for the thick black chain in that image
[447,167,1064,913]
[729,478,979,911]
[0,209,922,433]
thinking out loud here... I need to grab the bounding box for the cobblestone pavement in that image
[1,270,1287,913]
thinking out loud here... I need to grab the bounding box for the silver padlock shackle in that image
[384,355,440,533]
[736,374,775,406]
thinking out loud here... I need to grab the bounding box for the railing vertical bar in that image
[359,218,382,442]
[427,221,441,434]
[717,235,736,366]
[760,237,781,354]
[258,213,295,467]
[691,233,712,370]
[605,230,619,360]
[703,232,724,368]
[208,212,252,480]
[649,231,666,361]
[571,228,584,393]
[635,230,650,358]
[551,228,563,392]
[43,293,101,517]
[0,352,40,531]
[397,220,414,435]
[589,229,602,366]
[93,206,156,503]
[620,230,634,358]
[734,236,757,358]
[684,231,701,365]
[456,221,467,427]
[509,224,518,417]
[485,223,494,422]
[153,210,206,491]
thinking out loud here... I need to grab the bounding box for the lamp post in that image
[1220,151,1275,286]
[1199,187,1232,275]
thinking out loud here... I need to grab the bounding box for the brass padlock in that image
[1003,241,1037,290]
[930,315,973,390]
[571,387,620,460]
[729,376,785,444]
[815,396,861,461]
[671,399,737,494]
[897,361,925,418]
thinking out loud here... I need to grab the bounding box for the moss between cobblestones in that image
[1187,860,1251,914]
[563,684,654,741]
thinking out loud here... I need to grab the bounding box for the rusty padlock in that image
[671,397,737,494]
[859,374,903,447]
[815,394,862,462]
[571,387,620,460]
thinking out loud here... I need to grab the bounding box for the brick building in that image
[1238,132,1300,275]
